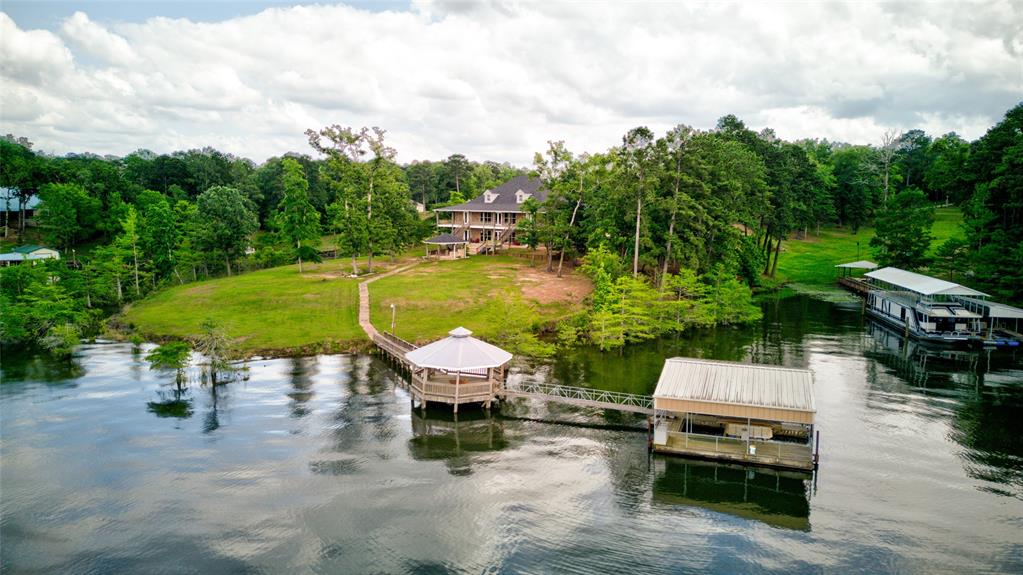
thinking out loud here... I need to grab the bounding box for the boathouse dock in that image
[651,358,818,471]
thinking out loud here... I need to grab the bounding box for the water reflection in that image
[3,294,1023,574]
[0,348,85,383]
[146,387,194,420]
[408,410,507,476]
[863,319,1023,499]
[286,357,317,419]
[652,456,812,531]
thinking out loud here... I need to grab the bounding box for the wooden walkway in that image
[357,263,417,342]
[838,276,871,297]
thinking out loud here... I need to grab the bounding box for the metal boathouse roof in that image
[653,358,815,423]
[864,267,989,297]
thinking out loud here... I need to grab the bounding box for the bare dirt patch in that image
[515,266,592,305]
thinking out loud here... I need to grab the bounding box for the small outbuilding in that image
[0,245,60,266]
[423,232,468,260]
[652,358,818,471]
[404,327,512,413]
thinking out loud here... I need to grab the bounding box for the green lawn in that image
[775,206,963,287]
[121,261,364,355]
[369,255,589,344]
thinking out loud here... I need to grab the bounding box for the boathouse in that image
[651,358,817,471]
[404,327,512,413]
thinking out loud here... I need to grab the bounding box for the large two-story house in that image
[434,175,547,250]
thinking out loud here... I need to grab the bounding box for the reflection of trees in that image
[202,383,230,434]
[863,321,1023,499]
[652,456,812,531]
[147,386,194,420]
[407,410,506,476]
[324,356,399,453]
[0,348,85,384]
[286,357,317,419]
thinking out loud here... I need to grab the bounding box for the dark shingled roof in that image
[424,233,467,245]
[435,175,547,213]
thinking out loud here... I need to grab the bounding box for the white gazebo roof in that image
[404,327,512,371]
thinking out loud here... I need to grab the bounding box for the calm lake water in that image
[2,294,1022,574]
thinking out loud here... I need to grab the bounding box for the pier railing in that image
[502,380,654,415]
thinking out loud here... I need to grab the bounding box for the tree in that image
[870,188,934,269]
[307,125,398,273]
[147,341,191,387]
[195,319,233,386]
[879,129,903,203]
[194,186,258,276]
[139,191,179,281]
[120,205,143,297]
[518,197,541,266]
[620,126,659,277]
[0,138,48,236]
[925,133,971,204]
[659,124,697,282]
[276,158,321,272]
[443,154,471,199]
[959,103,1023,303]
[36,183,101,251]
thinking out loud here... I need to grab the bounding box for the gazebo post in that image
[454,371,460,413]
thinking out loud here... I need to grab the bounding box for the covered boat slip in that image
[652,358,817,471]
[835,260,878,295]
[863,267,986,341]
[957,297,1023,341]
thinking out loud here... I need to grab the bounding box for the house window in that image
[509,213,518,225]
[484,191,496,203]
[482,212,493,223]
[462,212,468,224]
[515,190,531,203]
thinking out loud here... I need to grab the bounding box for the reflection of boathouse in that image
[652,358,817,471]
[652,457,811,531]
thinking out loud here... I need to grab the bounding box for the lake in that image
[2,293,1022,574]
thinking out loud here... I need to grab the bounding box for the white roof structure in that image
[653,358,815,423]
[959,297,1023,319]
[865,267,989,297]
[835,260,878,269]
[404,327,512,371]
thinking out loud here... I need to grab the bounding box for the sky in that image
[1,1,1021,165]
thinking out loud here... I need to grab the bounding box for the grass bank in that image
[121,260,370,356]
[369,255,591,344]
[774,206,963,287]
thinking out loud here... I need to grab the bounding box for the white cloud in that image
[60,11,139,66]
[0,2,1019,164]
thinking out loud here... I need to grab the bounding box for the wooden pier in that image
[838,276,871,296]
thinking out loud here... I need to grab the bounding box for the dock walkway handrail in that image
[502,380,654,414]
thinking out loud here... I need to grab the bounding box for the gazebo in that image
[423,233,468,260]
[404,327,512,413]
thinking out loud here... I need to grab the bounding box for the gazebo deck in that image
[410,370,499,406]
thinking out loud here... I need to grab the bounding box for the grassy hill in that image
[369,255,590,344]
[775,206,963,287]
[121,261,365,356]
[122,252,591,356]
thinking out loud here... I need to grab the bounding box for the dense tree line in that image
[1,102,1018,355]
[0,129,438,353]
